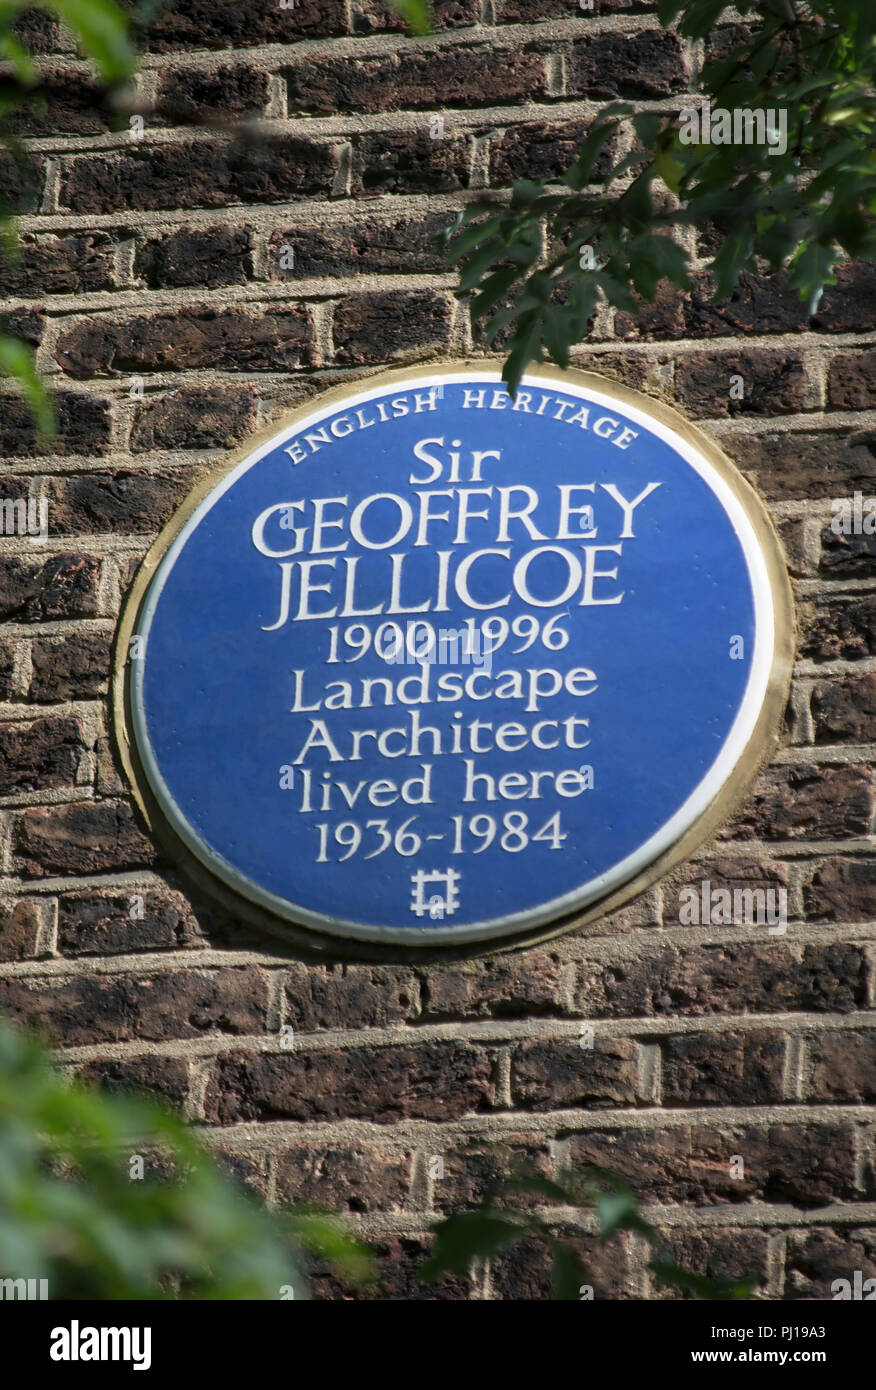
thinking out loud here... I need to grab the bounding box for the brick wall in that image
[0,0,875,1300]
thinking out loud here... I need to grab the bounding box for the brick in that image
[660,1030,786,1106]
[353,0,478,30]
[353,131,469,195]
[667,855,791,922]
[809,1031,876,1103]
[0,552,100,623]
[828,348,876,409]
[131,385,259,452]
[803,857,876,923]
[333,290,451,366]
[568,1122,858,1207]
[0,148,43,213]
[728,428,876,503]
[211,1149,268,1198]
[58,886,205,955]
[0,898,42,961]
[285,962,418,1029]
[6,69,110,136]
[674,349,810,417]
[46,469,200,535]
[13,799,156,877]
[420,952,564,1020]
[274,1142,411,1213]
[490,119,615,186]
[136,0,347,48]
[0,232,114,298]
[777,512,807,578]
[267,213,448,278]
[311,1233,471,1300]
[0,638,14,701]
[0,715,83,793]
[204,1043,495,1124]
[814,263,876,333]
[1,307,44,350]
[287,47,546,115]
[13,6,61,52]
[155,64,269,123]
[575,943,866,1019]
[798,594,876,662]
[497,0,656,14]
[56,305,315,377]
[0,393,112,458]
[60,137,336,213]
[652,1229,768,1299]
[512,1037,639,1110]
[570,30,687,99]
[616,271,808,341]
[721,764,874,841]
[432,1136,552,1211]
[819,523,876,578]
[0,965,268,1044]
[785,1228,876,1300]
[490,1230,631,1300]
[29,632,111,702]
[135,226,253,288]
[811,673,876,744]
[76,1055,190,1106]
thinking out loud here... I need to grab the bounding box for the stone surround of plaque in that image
[113,362,793,952]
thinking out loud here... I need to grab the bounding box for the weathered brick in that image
[0,148,43,213]
[156,64,269,123]
[76,1055,190,1106]
[720,764,874,841]
[131,385,259,452]
[6,69,110,136]
[287,47,546,115]
[275,1142,412,1213]
[46,469,200,535]
[798,594,876,662]
[204,1043,495,1124]
[353,131,469,195]
[568,1122,858,1207]
[811,674,876,744]
[490,1230,632,1300]
[284,962,418,1029]
[828,348,876,409]
[661,1030,786,1106]
[135,226,253,288]
[498,0,656,14]
[819,523,876,578]
[814,263,876,333]
[490,119,615,185]
[512,1037,639,1110]
[60,137,336,213]
[432,1136,552,1211]
[0,232,114,298]
[29,631,111,702]
[616,271,808,341]
[333,290,451,366]
[420,952,564,1020]
[0,898,42,960]
[728,429,876,503]
[136,0,347,48]
[267,213,447,278]
[56,305,315,377]
[802,857,876,923]
[0,715,83,793]
[58,886,205,955]
[575,943,866,1019]
[785,1228,876,1299]
[0,637,14,700]
[667,855,791,925]
[0,392,112,458]
[353,0,478,30]
[570,30,687,99]
[0,552,101,623]
[14,799,156,877]
[652,1228,769,1298]
[311,1233,471,1300]
[808,1031,876,1103]
[674,350,810,417]
[0,965,268,1044]
[13,6,61,52]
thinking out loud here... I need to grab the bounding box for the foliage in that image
[435,0,876,392]
[421,1167,755,1300]
[0,1016,372,1299]
[389,0,433,37]
[0,0,138,437]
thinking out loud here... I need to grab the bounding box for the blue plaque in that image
[116,364,792,949]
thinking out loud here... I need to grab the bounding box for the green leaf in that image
[387,0,433,36]
[788,236,838,314]
[0,335,54,439]
[419,1211,524,1280]
[49,0,135,84]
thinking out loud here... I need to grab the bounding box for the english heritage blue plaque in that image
[118,364,792,949]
